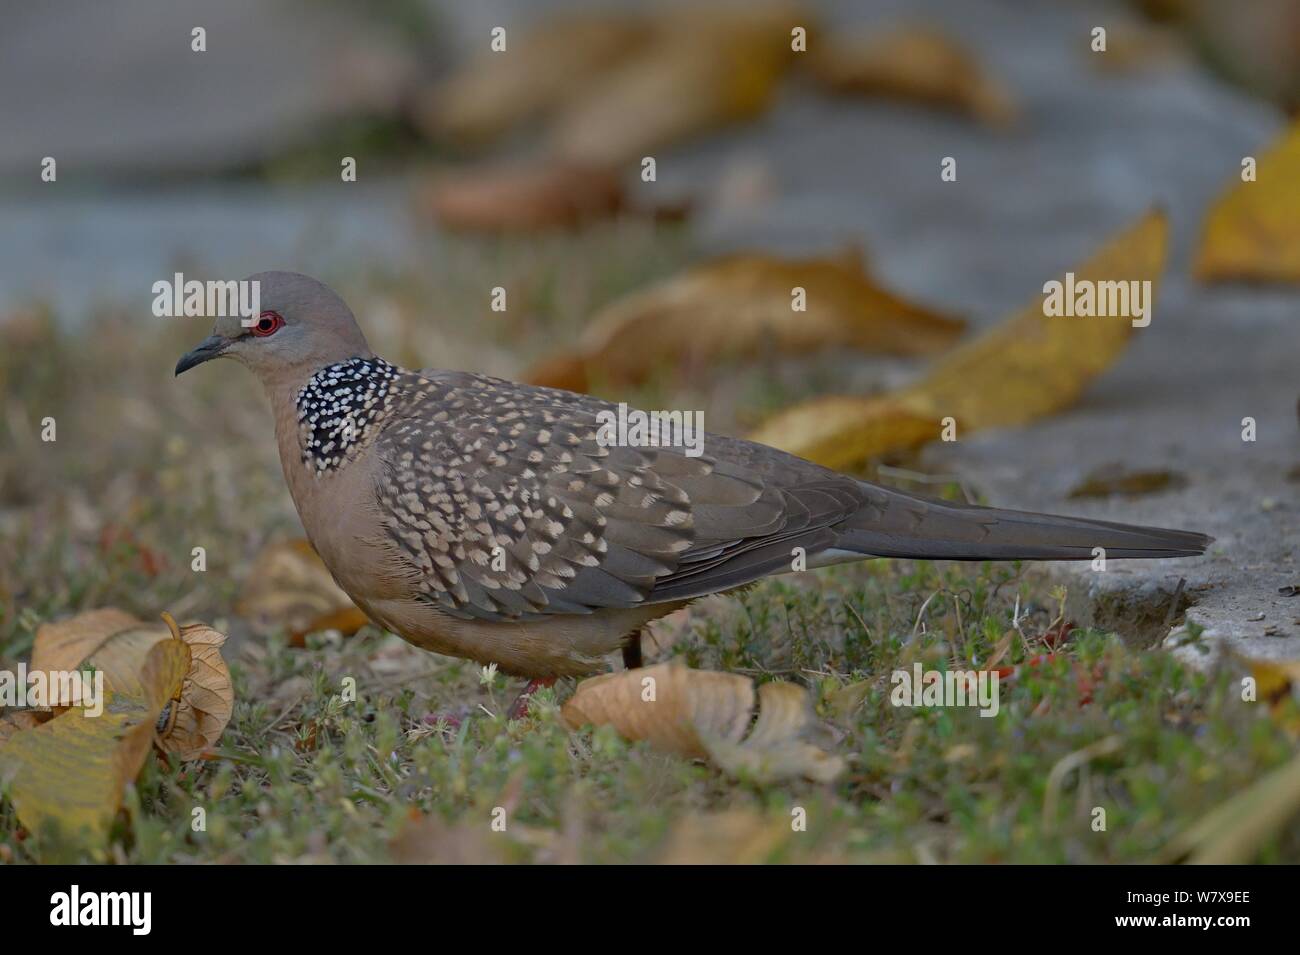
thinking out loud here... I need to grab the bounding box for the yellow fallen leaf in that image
[28,609,233,760]
[746,394,941,472]
[551,6,804,165]
[1194,120,1300,283]
[896,210,1168,427]
[752,209,1168,468]
[525,252,964,391]
[237,538,368,645]
[0,638,189,846]
[416,13,651,146]
[808,24,1017,127]
[562,660,844,783]
[0,710,47,747]
[1249,658,1300,700]
[1243,657,1300,739]
[1159,750,1300,864]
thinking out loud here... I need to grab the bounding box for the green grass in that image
[1,234,1297,864]
[6,557,1296,863]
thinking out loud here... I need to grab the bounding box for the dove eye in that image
[252,311,285,337]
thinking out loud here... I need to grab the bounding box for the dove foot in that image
[507,677,557,720]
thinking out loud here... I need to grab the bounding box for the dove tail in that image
[837,488,1211,561]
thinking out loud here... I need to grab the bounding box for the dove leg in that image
[507,677,557,720]
[622,631,643,670]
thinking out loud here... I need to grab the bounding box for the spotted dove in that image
[176,272,1208,679]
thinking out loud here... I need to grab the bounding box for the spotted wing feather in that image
[371,371,862,620]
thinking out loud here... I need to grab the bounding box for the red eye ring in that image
[251,310,284,337]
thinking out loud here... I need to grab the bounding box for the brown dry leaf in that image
[237,538,368,645]
[160,622,234,761]
[1088,22,1186,73]
[752,210,1168,469]
[1194,120,1300,283]
[1159,749,1300,864]
[421,160,627,234]
[1067,465,1187,498]
[525,252,964,391]
[28,609,233,760]
[416,13,651,147]
[562,660,844,783]
[706,681,845,783]
[389,809,515,865]
[551,6,804,165]
[564,661,752,758]
[657,808,795,864]
[30,607,139,676]
[808,24,1017,127]
[657,807,851,863]
[0,638,189,846]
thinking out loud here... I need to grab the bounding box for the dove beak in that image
[175,335,231,376]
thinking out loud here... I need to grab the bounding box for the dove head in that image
[174,271,373,386]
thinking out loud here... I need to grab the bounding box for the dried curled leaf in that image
[161,623,234,760]
[551,6,804,165]
[564,662,753,758]
[1194,120,1300,283]
[808,24,1017,127]
[0,638,189,846]
[237,538,368,645]
[562,660,843,783]
[526,252,964,391]
[27,609,232,759]
[421,160,627,234]
[416,13,651,147]
[752,209,1168,468]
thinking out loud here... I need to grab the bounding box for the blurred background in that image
[3,0,1299,313]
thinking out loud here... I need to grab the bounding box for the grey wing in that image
[371,371,869,621]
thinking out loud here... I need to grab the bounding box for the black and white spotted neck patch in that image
[296,357,399,473]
